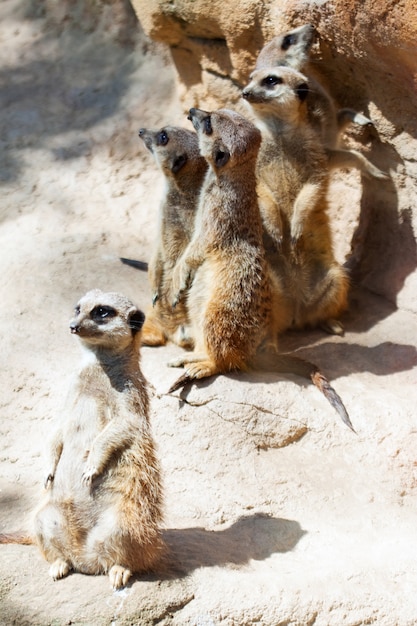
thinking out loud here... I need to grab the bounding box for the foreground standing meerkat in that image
[0,290,164,589]
[136,126,208,348]
[254,23,388,180]
[242,66,349,335]
[169,107,354,432]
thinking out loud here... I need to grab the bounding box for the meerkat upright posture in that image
[242,66,349,335]
[137,126,208,348]
[170,108,277,374]
[254,23,388,179]
[0,290,164,589]
[168,107,354,432]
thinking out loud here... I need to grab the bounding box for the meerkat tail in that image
[120,257,149,272]
[0,532,34,545]
[310,371,355,433]
[253,352,356,432]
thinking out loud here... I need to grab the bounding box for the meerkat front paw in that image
[290,233,304,263]
[320,318,344,336]
[44,473,54,489]
[171,261,193,307]
[82,464,99,485]
[109,565,132,590]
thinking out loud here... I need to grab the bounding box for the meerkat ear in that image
[296,82,309,102]
[214,147,230,168]
[172,154,188,174]
[128,308,145,334]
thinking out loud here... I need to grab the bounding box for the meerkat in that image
[242,66,349,335]
[0,290,164,589]
[254,23,388,180]
[168,107,354,432]
[135,125,208,349]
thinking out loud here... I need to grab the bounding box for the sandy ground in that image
[1,3,417,625]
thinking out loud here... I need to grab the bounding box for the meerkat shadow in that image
[149,514,306,580]
[344,140,416,333]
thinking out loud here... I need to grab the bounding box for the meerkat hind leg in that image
[320,318,344,336]
[109,564,132,590]
[168,353,219,393]
[168,351,209,368]
[49,558,71,581]
[140,312,168,346]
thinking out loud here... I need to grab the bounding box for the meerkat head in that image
[255,23,316,71]
[242,67,309,123]
[69,290,145,353]
[138,126,205,180]
[187,107,261,171]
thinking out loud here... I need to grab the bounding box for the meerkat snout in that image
[188,108,212,135]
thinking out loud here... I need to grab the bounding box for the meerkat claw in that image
[172,292,182,309]
[44,474,54,489]
[167,372,194,394]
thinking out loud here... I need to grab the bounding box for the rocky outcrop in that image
[131,0,417,314]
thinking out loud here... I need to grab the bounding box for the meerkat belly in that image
[188,248,270,358]
[52,395,111,497]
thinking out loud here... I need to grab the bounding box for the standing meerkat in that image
[0,290,164,589]
[254,23,388,179]
[136,126,208,348]
[242,66,349,335]
[169,107,354,432]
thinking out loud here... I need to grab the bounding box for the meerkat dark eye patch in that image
[157,130,169,146]
[74,305,81,315]
[215,149,230,167]
[172,154,188,174]
[296,82,309,102]
[128,309,145,334]
[91,305,117,323]
[261,75,283,88]
[281,33,297,50]
[203,116,213,135]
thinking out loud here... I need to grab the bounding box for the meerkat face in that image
[255,23,316,71]
[138,126,203,178]
[187,107,261,171]
[69,289,145,351]
[242,67,309,120]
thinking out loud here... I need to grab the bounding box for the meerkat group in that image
[1,23,387,588]
[133,23,387,419]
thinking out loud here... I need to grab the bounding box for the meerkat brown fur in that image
[138,126,208,348]
[0,290,164,589]
[254,23,388,180]
[169,107,354,431]
[242,66,349,335]
[170,108,278,377]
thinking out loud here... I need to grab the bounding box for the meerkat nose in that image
[70,323,80,334]
[187,108,196,121]
[242,90,249,99]
[138,128,145,137]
